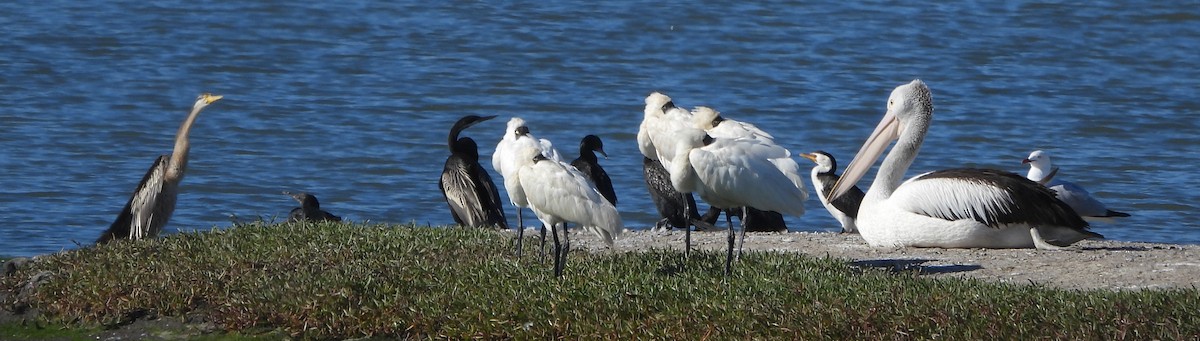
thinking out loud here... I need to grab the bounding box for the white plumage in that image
[828,80,1100,249]
[516,146,623,276]
[492,117,563,233]
[1022,150,1130,219]
[667,124,808,273]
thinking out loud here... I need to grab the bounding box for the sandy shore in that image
[561,229,1200,291]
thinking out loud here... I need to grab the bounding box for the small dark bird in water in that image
[440,115,508,229]
[97,93,223,244]
[284,191,341,222]
[571,135,617,206]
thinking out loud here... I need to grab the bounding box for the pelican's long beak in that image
[828,110,900,200]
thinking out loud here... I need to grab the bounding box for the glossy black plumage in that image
[570,135,617,206]
[285,192,341,222]
[916,168,1093,233]
[642,157,702,230]
[700,206,788,232]
[439,115,508,229]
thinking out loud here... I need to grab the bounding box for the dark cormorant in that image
[97,93,223,244]
[284,191,341,223]
[570,135,617,206]
[440,115,508,229]
[801,151,865,233]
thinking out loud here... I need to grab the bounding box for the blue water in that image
[1,1,1197,257]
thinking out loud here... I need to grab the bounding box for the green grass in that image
[3,222,1199,339]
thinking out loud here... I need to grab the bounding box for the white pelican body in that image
[1023,150,1130,219]
[516,146,623,276]
[829,80,1100,249]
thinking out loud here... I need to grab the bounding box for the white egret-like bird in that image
[97,93,223,244]
[668,125,808,274]
[638,92,710,256]
[828,80,1101,250]
[1022,150,1130,219]
[800,151,864,233]
[691,106,793,234]
[440,115,507,229]
[516,146,623,277]
[492,117,563,256]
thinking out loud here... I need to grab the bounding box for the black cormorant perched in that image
[440,115,508,229]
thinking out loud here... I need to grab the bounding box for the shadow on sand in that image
[850,258,982,274]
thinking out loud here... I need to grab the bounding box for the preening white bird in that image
[1022,150,1130,219]
[639,92,695,169]
[516,146,623,277]
[97,93,223,244]
[492,117,563,256]
[828,80,1101,250]
[800,151,865,233]
[439,115,507,229]
[667,125,808,274]
[691,106,793,233]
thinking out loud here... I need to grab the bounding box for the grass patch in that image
[3,222,1199,339]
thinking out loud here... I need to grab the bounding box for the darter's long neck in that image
[166,105,203,182]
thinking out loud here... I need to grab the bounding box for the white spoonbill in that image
[1022,150,1130,219]
[828,80,1101,249]
[516,146,623,277]
[638,92,710,256]
[800,151,864,233]
[492,117,562,256]
[668,126,808,274]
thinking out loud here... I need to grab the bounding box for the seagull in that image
[1023,150,1130,219]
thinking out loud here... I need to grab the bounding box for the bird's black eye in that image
[662,101,676,112]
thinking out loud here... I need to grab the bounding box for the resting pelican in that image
[516,146,622,277]
[283,191,342,223]
[492,117,562,256]
[1022,150,1130,219]
[800,151,865,233]
[96,93,222,244]
[669,126,808,274]
[570,135,617,206]
[440,115,507,229]
[829,80,1101,249]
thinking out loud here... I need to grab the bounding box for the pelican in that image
[96,93,222,244]
[800,151,865,233]
[1022,150,1130,219]
[440,115,507,229]
[516,146,623,277]
[283,191,341,223]
[828,80,1101,249]
[668,125,808,274]
[492,117,562,256]
[570,135,616,206]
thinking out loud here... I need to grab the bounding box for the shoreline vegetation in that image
[3,222,1199,339]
